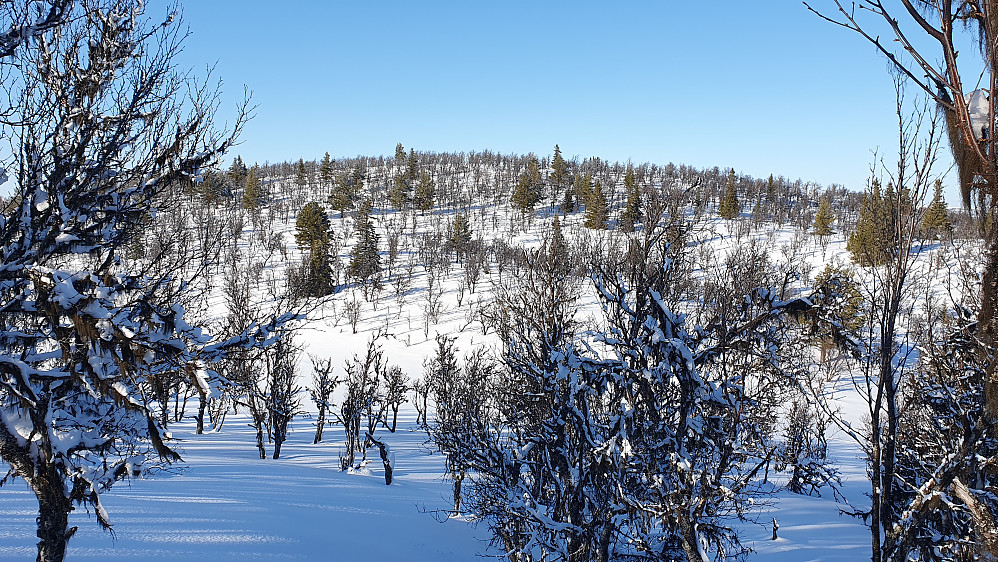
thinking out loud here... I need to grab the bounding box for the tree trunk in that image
[34,475,74,562]
[196,391,206,435]
[313,406,325,444]
[254,421,266,460]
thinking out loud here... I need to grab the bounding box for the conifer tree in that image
[319,152,334,188]
[295,201,332,251]
[388,174,410,210]
[547,215,571,275]
[584,179,609,229]
[242,165,264,211]
[511,155,543,214]
[406,148,419,182]
[718,169,740,220]
[348,199,382,293]
[414,170,436,214]
[449,213,472,262]
[295,202,334,297]
[295,159,308,191]
[550,144,568,196]
[621,164,642,232]
[812,196,835,238]
[228,154,248,186]
[329,168,361,218]
[847,179,893,267]
[561,180,576,215]
[921,179,953,237]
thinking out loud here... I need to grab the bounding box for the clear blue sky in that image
[169,0,945,198]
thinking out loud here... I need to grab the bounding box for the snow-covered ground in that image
[0,174,970,560]
[0,411,873,561]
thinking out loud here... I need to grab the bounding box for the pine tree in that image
[550,144,568,195]
[561,180,576,214]
[406,148,419,182]
[812,196,835,238]
[319,152,334,188]
[547,215,571,275]
[295,159,308,191]
[584,179,609,229]
[329,168,361,218]
[242,165,264,211]
[294,202,334,297]
[621,164,642,232]
[295,201,332,250]
[388,173,410,210]
[847,179,893,266]
[921,179,953,237]
[511,155,543,214]
[228,155,248,186]
[348,199,382,291]
[718,169,740,220]
[414,170,436,214]
[449,213,473,262]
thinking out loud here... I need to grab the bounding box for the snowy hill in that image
[0,149,979,561]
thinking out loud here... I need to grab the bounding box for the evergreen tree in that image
[406,148,419,182]
[319,152,334,188]
[583,179,609,230]
[921,179,953,237]
[547,215,571,275]
[718,169,740,220]
[295,201,332,250]
[550,144,569,196]
[449,213,473,262]
[511,155,543,214]
[388,173,410,210]
[242,165,264,211]
[414,170,436,214]
[228,154,248,186]
[329,167,362,218]
[294,202,334,297]
[348,199,382,292]
[812,196,835,238]
[847,179,895,266]
[621,164,642,232]
[295,159,307,191]
[561,180,576,214]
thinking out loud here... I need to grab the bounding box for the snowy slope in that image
[0,166,972,560]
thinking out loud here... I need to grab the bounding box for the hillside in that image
[0,146,981,561]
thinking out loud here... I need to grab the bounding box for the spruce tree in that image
[228,155,248,186]
[584,179,609,230]
[922,179,953,237]
[847,179,892,266]
[295,201,332,251]
[319,152,334,188]
[414,170,436,214]
[550,144,569,196]
[621,164,642,232]
[242,165,264,211]
[295,202,334,297]
[295,159,308,191]
[329,168,361,218]
[548,215,571,275]
[718,169,740,220]
[449,213,472,262]
[511,155,543,214]
[348,199,382,291]
[812,196,835,238]
[388,174,410,210]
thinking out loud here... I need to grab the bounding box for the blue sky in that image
[171,1,943,198]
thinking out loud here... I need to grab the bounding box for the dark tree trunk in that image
[313,406,326,444]
[34,474,74,562]
[196,391,206,435]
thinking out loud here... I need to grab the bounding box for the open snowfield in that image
[0,412,871,561]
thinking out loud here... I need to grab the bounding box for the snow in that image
[0,410,495,561]
[0,166,970,560]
